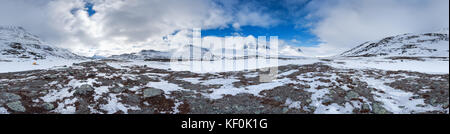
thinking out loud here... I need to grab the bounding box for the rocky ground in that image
[0,60,448,114]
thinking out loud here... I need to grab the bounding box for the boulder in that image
[41,102,55,110]
[345,91,360,101]
[74,84,95,96]
[110,87,125,93]
[6,101,26,112]
[0,93,22,104]
[371,102,392,114]
[143,88,164,98]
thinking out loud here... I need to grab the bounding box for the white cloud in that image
[0,0,280,56]
[300,0,449,57]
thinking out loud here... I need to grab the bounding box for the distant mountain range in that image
[2,26,449,63]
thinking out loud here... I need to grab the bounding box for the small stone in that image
[442,101,449,108]
[410,95,420,99]
[282,107,289,114]
[42,103,54,110]
[48,74,58,79]
[234,105,244,111]
[6,101,26,112]
[143,88,164,98]
[351,81,360,85]
[74,84,94,96]
[321,97,333,104]
[416,104,426,107]
[304,85,311,89]
[362,103,371,111]
[40,90,48,95]
[429,98,438,106]
[273,96,282,102]
[309,106,317,112]
[110,87,125,93]
[8,87,21,91]
[306,99,312,104]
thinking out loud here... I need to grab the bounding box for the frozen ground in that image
[325,57,449,74]
[0,57,448,114]
[0,58,88,73]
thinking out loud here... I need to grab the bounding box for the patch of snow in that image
[0,58,87,73]
[204,78,293,99]
[314,103,355,114]
[99,93,140,114]
[172,101,183,114]
[107,58,320,74]
[328,57,449,74]
[361,77,443,114]
[0,107,9,114]
[41,88,74,103]
[181,78,202,84]
[146,80,186,94]
[285,98,302,109]
[279,70,298,77]
[52,98,78,114]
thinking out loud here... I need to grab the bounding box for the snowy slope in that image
[0,26,85,61]
[341,29,449,57]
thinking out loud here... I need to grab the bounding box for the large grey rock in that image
[110,87,125,93]
[6,101,26,112]
[8,87,21,91]
[345,91,360,101]
[75,99,90,114]
[123,94,141,105]
[371,102,392,114]
[0,93,22,103]
[362,103,371,111]
[44,74,58,79]
[74,84,94,96]
[143,88,164,98]
[41,102,54,110]
[282,107,289,114]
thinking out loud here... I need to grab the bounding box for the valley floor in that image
[0,57,448,114]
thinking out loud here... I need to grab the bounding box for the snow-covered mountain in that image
[0,26,85,61]
[109,49,172,61]
[109,44,219,61]
[341,29,449,57]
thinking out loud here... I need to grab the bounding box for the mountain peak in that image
[437,28,449,35]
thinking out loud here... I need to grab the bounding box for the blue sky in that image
[83,0,321,47]
[202,0,321,47]
[202,24,321,47]
[85,2,96,16]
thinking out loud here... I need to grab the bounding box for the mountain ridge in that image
[340,29,449,58]
[0,26,86,61]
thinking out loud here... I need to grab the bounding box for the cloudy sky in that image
[0,0,448,57]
